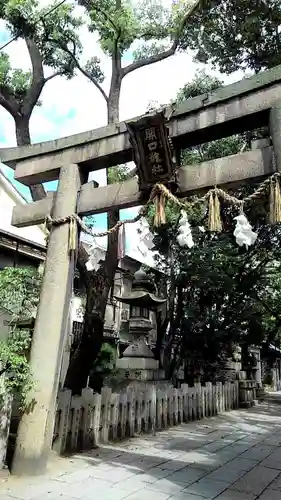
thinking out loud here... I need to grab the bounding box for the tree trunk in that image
[64,69,122,393]
[107,79,120,123]
[14,115,46,201]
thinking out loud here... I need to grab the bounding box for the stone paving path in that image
[2,396,281,500]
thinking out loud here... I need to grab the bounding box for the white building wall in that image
[0,169,46,246]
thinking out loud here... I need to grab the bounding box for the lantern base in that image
[116,352,165,382]
[121,339,155,359]
[116,366,165,383]
[116,357,159,371]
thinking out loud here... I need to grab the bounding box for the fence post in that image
[167,388,173,426]
[81,388,95,449]
[151,385,157,434]
[135,389,142,434]
[70,396,82,451]
[100,387,112,443]
[163,391,168,428]
[216,382,222,413]
[53,389,71,455]
[205,382,212,416]
[188,388,194,420]
[156,389,163,430]
[110,392,119,440]
[127,388,135,436]
[178,388,183,423]
[201,386,206,419]
[235,380,239,408]
[181,384,189,422]
[93,393,101,446]
[194,383,201,419]
[119,391,127,439]
[173,388,179,425]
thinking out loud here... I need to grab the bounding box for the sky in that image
[0,1,244,257]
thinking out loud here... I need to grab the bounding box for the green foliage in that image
[180,0,281,74]
[0,0,82,111]
[108,164,131,184]
[83,215,95,230]
[89,342,117,391]
[92,342,116,373]
[0,266,40,315]
[0,329,33,407]
[176,71,247,165]
[263,372,273,386]
[176,69,223,101]
[0,267,41,406]
[79,0,170,58]
[77,0,200,80]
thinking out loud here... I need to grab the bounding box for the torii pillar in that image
[12,164,81,476]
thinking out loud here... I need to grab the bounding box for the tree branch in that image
[122,0,201,77]
[83,0,119,33]
[22,37,45,116]
[58,42,109,103]
[0,87,20,119]
[85,0,122,77]
[44,70,65,83]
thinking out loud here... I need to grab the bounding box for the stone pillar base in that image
[239,380,257,408]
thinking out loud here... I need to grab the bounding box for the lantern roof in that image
[115,268,167,308]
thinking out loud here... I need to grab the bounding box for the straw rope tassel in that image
[208,191,222,232]
[154,192,166,227]
[269,177,281,224]
[68,216,77,252]
[274,177,281,223]
[269,178,275,224]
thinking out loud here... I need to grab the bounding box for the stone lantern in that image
[115,268,167,383]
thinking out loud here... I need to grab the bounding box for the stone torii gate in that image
[3,64,281,476]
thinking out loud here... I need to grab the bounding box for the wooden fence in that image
[52,381,239,455]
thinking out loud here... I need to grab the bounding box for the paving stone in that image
[138,467,171,481]
[165,466,205,483]
[97,490,131,500]
[214,489,257,499]
[55,468,94,483]
[231,465,279,496]
[91,468,137,483]
[240,445,276,461]
[61,477,112,498]
[123,491,170,500]
[205,464,247,483]
[261,435,281,446]
[269,473,281,490]
[266,448,281,462]
[258,490,281,500]
[183,478,228,499]
[168,493,208,500]
[2,480,72,500]
[112,477,148,493]
[31,496,77,500]
[146,478,189,494]
[153,460,186,471]
[199,441,228,453]
[259,458,281,470]
[225,457,258,472]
